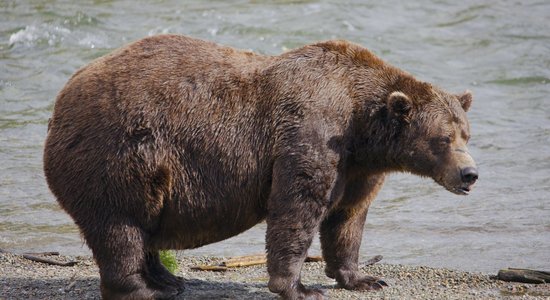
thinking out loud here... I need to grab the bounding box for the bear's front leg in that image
[320,174,387,291]
[266,156,337,300]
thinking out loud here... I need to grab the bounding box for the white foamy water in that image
[9,24,70,46]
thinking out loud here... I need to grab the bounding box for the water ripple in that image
[8,24,70,47]
[486,76,550,86]
[436,15,477,28]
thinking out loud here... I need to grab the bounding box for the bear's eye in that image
[429,137,451,154]
[440,136,451,146]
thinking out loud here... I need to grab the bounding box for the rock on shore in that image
[1,252,548,299]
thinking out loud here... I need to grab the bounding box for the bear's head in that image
[386,86,478,195]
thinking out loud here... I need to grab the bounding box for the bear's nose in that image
[461,167,478,184]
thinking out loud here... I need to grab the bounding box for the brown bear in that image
[44,34,478,299]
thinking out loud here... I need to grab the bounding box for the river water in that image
[1,0,549,273]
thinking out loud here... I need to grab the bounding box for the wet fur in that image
[44,35,474,299]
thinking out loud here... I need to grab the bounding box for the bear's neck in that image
[347,98,403,175]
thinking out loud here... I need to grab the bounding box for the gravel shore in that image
[1,252,548,299]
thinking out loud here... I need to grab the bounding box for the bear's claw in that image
[377,279,389,287]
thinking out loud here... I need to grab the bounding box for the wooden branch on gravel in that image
[305,255,324,262]
[497,268,550,284]
[190,265,229,272]
[22,254,78,267]
[191,253,382,272]
[362,255,383,266]
[23,251,60,256]
[1,249,76,267]
[223,254,268,268]
[191,253,323,271]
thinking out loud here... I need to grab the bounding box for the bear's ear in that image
[387,91,412,120]
[457,90,473,112]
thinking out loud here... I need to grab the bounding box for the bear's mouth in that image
[449,183,475,195]
[436,178,473,195]
[455,186,470,195]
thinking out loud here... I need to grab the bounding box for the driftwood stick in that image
[305,255,323,262]
[65,272,78,292]
[190,265,228,272]
[1,249,60,256]
[192,253,324,271]
[497,268,550,284]
[22,251,60,256]
[22,254,78,267]
[223,254,268,268]
[0,249,74,267]
[362,255,383,266]
[223,254,323,268]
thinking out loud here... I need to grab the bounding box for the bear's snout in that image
[460,167,478,185]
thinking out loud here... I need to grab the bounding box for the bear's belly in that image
[151,193,268,250]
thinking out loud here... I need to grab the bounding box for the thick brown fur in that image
[44,35,477,299]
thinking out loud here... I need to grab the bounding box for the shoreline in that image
[1,252,548,299]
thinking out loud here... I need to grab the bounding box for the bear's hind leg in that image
[144,251,185,293]
[86,219,178,300]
